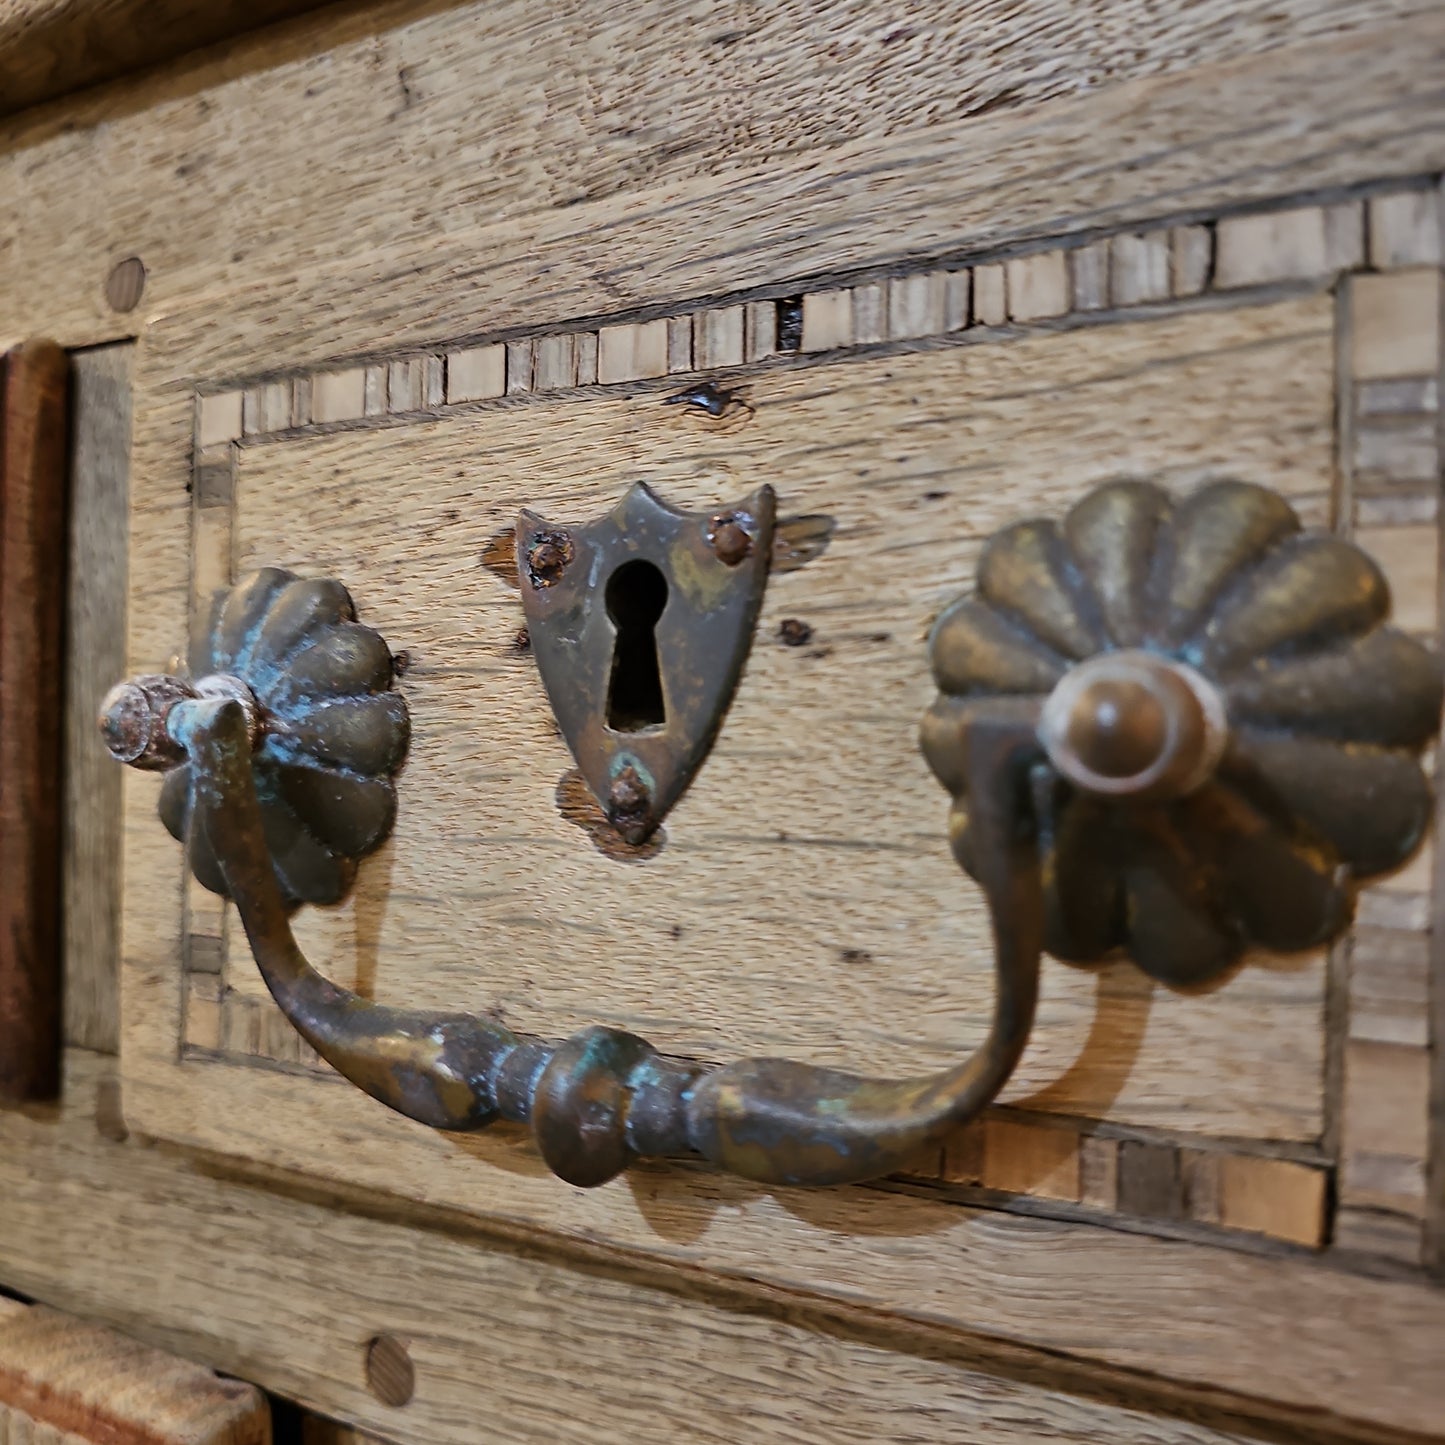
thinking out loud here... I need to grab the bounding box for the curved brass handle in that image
[102,478,1443,1188]
[173,692,1043,1186]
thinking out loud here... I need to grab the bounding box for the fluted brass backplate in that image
[922,478,1442,987]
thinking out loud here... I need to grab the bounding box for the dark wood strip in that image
[0,1,337,118]
[0,339,68,1101]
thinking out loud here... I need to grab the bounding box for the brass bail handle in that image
[101,479,1442,1188]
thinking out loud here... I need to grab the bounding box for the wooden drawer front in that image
[117,180,1443,1293]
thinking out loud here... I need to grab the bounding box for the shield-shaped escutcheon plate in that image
[517,481,776,842]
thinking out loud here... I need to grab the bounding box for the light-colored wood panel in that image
[63,344,132,1053]
[8,1054,1381,1445]
[90,1045,1445,1441]
[1350,269,1442,381]
[974,264,1007,325]
[1369,187,1443,268]
[190,297,1338,1141]
[2,5,1443,361]
[446,346,504,405]
[1111,232,1171,305]
[1214,204,1362,289]
[1006,252,1069,320]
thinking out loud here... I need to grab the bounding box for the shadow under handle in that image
[178,695,1045,1188]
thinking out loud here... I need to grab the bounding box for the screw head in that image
[710,513,752,565]
[525,529,575,587]
[607,765,652,840]
[364,1333,415,1407]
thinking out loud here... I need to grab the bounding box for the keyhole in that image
[605,561,668,731]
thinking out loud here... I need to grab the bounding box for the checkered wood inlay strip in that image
[1332,265,1443,1267]
[194,183,1443,442]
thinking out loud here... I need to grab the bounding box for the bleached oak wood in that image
[1005,253,1069,321]
[597,322,668,384]
[311,371,366,425]
[196,395,241,450]
[1,5,1443,360]
[1110,233,1171,305]
[1350,270,1441,380]
[1351,929,1431,1048]
[694,308,744,370]
[108,287,1432,1424]
[445,346,504,405]
[504,340,533,395]
[1170,227,1213,297]
[1369,188,1443,268]
[943,270,972,331]
[887,273,947,339]
[1355,523,1439,635]
[14,0,1445,1425]
[1214,206,1363,289]
[1070,243,1111,311]
[6,1052,1445,1444]
[152,298,1339,1143]
[800,290,852,352]
[973,264,1007,325]
[850,283,886,344]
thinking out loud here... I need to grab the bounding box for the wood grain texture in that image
[0,1298,268,1445]
[9,1052,1445,1445]
[11,0,1440,1425]
[110,296,1384,1397]
[0,0,337,118]
[63,344,132,1054]
[0,339,68,1101]
[1331,279,1443,1271]
[0,3,1442,357]
[299,1418,385,1445]
[204,296,1336,1142]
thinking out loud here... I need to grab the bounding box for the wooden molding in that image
[10,1051,1445,1444]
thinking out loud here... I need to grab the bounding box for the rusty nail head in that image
[710,512,752,566]
[608,765,650,824]
[526,529,575,587]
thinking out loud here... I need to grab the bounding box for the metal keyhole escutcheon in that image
[516,481,776,842]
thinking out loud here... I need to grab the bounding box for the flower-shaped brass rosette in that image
[921,478,1443,987]
[100,567,409,906]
